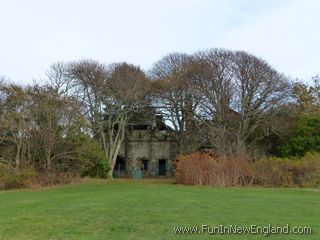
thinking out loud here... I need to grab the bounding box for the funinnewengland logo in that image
[173,224,312,236]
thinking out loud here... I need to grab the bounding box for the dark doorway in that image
[158,159,166,176]
[114,156,126,177]
[142,160,148,171]
[141,159,148,177]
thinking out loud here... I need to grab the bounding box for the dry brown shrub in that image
[174,152,254,186]
[253,152,320,187]
[28,171,78,189]
[0,163,78,190]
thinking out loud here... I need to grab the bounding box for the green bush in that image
[82,160,109,178]
[102,159,110,178]
[277,114,320,157]
[65,133,109,178]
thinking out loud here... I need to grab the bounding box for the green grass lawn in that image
[0,179,319,240]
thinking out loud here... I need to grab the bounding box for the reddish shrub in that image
[174,152,254,186]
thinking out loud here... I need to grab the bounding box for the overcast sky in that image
[0,0,319,84]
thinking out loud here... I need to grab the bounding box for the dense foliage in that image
[274,78,320,157]
[277,114,320,157]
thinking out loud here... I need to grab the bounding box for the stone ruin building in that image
[114,113,177,178]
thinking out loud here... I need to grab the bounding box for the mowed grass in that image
[0,179,319,240]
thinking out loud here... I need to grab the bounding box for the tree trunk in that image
[46,148,51,170]
[235,135,246,156]
[107,169,114,178]
[15,145,20,169]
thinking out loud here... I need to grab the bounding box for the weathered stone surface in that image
[117,118,176,177]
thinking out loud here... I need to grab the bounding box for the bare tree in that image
[0,84,32,168]
[103,63,150,177]
[150,53,201,154]
[194,49,291,155]
[0,70,107,175]
[67,60,108,139]
[230,51,291,154]
[68,60,149,177]
[28,84,85,170]
[193,49,235,153]
[47,62,75,96]
[292,75,320,113]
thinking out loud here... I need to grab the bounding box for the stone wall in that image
[118,128,176,177]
